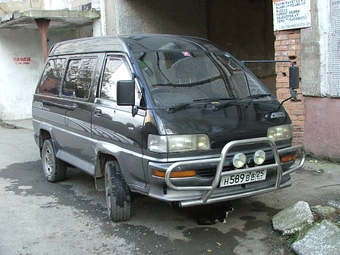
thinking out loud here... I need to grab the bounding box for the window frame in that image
[61,56,98,100]
[38,57,67,96]
[98,54,137,103]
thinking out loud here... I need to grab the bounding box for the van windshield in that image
[135,51,271,107]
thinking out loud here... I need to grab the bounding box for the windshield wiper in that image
[167,98,236,113]
[170,97,238,112]
[193,97,236,103]
[167,103,191,113]
[247,93,272,99]
[210,97,239,111]
[213,93,272,110]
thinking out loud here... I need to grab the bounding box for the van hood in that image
[153,100,290,149]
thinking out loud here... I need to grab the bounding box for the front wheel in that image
[105,160,131,222]
[41,139,67,182]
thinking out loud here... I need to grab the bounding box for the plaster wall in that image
[0,26,91,120]
[44,0,96,10]
[304,97,340,160]
[301,0,340,159]
[0,29,43,120]
[207,0,275,78]
[111,0,207,37]
[301,0,324,96]
[207,1,274,62]
[44,0,71,10]
[0,0,276,121]
[107,0,275,92]
[0,0,43,16]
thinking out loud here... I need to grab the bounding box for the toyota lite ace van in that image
[32,34,305,222]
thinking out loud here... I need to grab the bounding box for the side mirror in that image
[289,66,299,89]
[117,80,135,106]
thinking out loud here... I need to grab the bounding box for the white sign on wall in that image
[273,0,311,31]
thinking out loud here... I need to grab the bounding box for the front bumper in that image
[150,137,305,207]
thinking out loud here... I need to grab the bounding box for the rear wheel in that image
[105,160,131,222]
[41,139,67,182]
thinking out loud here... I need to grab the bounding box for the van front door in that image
[91,56,146,189]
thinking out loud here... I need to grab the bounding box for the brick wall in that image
[274,29,305,145]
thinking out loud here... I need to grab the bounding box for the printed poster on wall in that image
[273,0,311,31]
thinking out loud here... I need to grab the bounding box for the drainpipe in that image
[35,18,50,62]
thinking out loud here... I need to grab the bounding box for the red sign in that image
[182,51,191,57]
[13,57,31,65]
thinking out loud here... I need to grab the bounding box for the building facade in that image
[0,0,339,159]
[273,0,340,160]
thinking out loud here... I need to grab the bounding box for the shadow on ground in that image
[0,161,292,255]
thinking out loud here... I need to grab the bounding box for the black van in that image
[32,34,305,222]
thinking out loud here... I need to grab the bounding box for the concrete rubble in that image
[292,220,340,255]
[272,200,340,255]
[272,201,314,235]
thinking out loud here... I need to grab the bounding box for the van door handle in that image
[94,109,102,117]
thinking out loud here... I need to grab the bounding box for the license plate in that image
[220,169,267,187]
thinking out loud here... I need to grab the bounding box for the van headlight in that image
[267,124,292,141]
[148,134,210,153]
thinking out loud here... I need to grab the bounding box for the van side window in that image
[38,58,66,95]
[100,58,131,101]
[62,58,97,99]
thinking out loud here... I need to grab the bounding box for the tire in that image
[105,160,131,222]
[41,139,67,182]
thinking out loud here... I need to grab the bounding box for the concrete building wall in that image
[0,26,90,120]
[300,0,340,159]
[206,0,276,94]
[301,0,323,97]
[105,0,276,93]
[0,0,276,121]
[0,1,94,120]
[110,0,207,37]
[0,29,43,120]
[270,0,340,159]
[207,1,275,63]
[108,0,275,73]
[301,0,340,98]
[44,0,71,10]
[304,97,340,160]
[0,0,43,15]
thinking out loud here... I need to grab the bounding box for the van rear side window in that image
[62,58,97,99]
[38,58,66,95]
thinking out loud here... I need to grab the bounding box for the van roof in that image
[48,34,221,56]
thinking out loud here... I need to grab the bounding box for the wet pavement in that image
[0,120,339,254]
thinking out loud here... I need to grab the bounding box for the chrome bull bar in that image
[165,137,305,207]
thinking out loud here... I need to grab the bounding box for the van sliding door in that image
[56,57,98,174]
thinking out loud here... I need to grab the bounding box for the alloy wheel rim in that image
[44,147,53,176]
